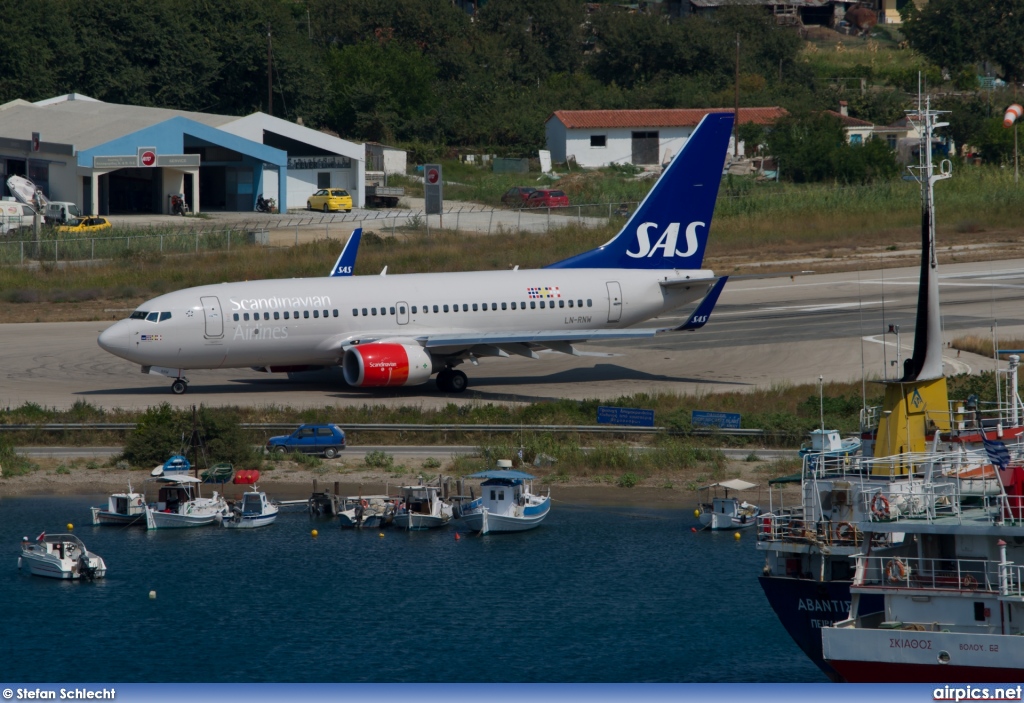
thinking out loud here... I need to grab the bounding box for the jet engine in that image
[342,343,434,387]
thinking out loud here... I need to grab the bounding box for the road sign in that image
[138,147,157,167]
[424,163,443,216]
[597,406,655,428]
[691,410,742,430]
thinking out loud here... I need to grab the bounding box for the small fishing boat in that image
[201,462,234,484]
[696,479,761,530]
[799,429,862,459]
[338,495,395,528]
[18,533,106,580]
[144,475,228,529]
[90,483,147,526]
[460,462,551,534]
[151,454,191,477]
[222,487,279,529]
[392,484,453,530]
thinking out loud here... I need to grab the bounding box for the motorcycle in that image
[255,194,276,213]
[170,193,188,216]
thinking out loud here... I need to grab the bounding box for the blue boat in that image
[459,462,550,534]
[798,430,861,459]
[151,454,191,477]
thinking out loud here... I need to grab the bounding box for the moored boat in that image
[18,533,106,580]
[202,462,234,484]
[90,483,147,526]
[697,479,761,530]
[393,483,453,530]
[151,454,191,477]
[338,495,395,528]
[145,475,228,529]
[799,429,861,459]
[460,462,550,534]
[222,487,278,529]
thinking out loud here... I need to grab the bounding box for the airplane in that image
[97,113,735,395]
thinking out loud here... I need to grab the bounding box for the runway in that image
[4,258,1024,410]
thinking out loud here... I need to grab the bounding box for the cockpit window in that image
[129,311,148,320]
[146,312,159,322]
[159,312,172,322]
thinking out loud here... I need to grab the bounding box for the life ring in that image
[886,558,909,582]
[835,522,855,542]
[788,520,805,538]
[871,493,890,519]
[962,574,978,591]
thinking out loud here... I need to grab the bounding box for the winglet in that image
[676,276,728,331]
[329,228,362,277]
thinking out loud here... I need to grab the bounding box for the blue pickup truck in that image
[266,424,346,458]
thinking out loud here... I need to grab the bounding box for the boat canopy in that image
[153,475,202,484]
[699,478,757,492]
[468,470,536,480]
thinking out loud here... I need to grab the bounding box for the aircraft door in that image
[606,281,622,323]
[200,296,224,338]
[396,301,409,325]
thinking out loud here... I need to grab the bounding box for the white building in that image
[0,94,365,215]
[545,107,787,169]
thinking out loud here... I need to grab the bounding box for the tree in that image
[767,112,898,183]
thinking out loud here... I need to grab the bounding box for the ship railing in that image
[860,399,1024,440]
[996,563,1024,599]
[852,554,999,593]
[803,449,984,482]
[756,511,887,548]
[860,477,1008,525]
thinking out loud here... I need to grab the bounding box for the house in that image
[0,94,365,215]
[544,107,788,168]
[828,101,875,144]
[365,142,407,176]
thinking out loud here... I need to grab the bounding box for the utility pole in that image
[267,24,273,117]
[734,33,740,157]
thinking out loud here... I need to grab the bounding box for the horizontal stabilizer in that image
[675,276,728,331]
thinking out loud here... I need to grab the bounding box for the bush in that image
[120,403,257,467]
[617,472,640,488]
[365,450,395,469]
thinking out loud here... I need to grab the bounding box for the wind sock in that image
[1004,104,1023,128]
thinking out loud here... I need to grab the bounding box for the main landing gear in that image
[435,368,468,393]
[170,379,189,395]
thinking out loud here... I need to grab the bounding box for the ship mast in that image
[901,96,951,382]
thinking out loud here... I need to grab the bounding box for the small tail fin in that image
[676,276,728,331]
[546,112,733,270]
[329,228,362,277]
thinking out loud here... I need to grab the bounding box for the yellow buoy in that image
[693,509,700,519]
[734,532,741,541]
[67,523,74,531]
[311,529,319,538]
[149,590,156,599]
[378,532,384,538]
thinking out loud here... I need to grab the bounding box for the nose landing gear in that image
[435,368,468,393]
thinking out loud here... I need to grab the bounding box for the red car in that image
[525,189,569,208]
[501,186,536,207]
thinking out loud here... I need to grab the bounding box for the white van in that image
[45,201,81,225]
[0,200,42,234]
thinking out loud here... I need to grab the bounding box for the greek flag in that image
[983,435,1011,470]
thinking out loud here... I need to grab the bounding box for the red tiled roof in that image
[825,110,875,128]
[549,107,787,129]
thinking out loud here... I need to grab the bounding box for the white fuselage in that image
[98,267,712,370]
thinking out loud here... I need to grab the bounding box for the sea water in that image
[0,496,826,683]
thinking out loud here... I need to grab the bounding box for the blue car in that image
[266,424,346,458]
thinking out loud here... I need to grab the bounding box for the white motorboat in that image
[145,475,228,529]
[222,487,279,529]
[696,479,761,530]
[19,533,106,580]
[460,462,550,534]
[338,495,395,528]
[392,484,453,530]
[90,483,147,526]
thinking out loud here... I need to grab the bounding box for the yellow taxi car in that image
[56,216,112,233]
[307,188,353,213]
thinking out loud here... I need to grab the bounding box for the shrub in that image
[617,472,640,488]
[365,450,395,469]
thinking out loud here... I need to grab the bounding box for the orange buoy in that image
[455,532,461,541]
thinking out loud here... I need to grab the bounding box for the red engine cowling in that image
[342,344,434,387]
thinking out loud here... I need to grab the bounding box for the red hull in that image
[831,660,1024,684]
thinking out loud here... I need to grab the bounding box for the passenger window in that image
[568,300,574,308]
[273,312,280,320]
[400,306,406,314]
[233,313,239,321]
[530,302,536,310]
[352,309,358,316]
[577,300,583,307]
[362,308,368,316]
[472,303,478,312]
[333,310,338,317]
[314,310,320,318]
[264,312,270,320]
[511,302,516,310]
[294,310,299,318]
[147,312,159,322]
[540,301,545,309]
[323,310,328,317]
[284,311,290,320]
[522,301,527,309]
[411,306,417,314]
[303,311,310,319]
[443,305,449,313]
[452,304,458,313]
[587,299,592,307]
[501,302,507,310]
[559,300,565,308]
[371,308,377,316]
[491,303,497,311]
[159,312,172,321]
[390,307,396,315]
[433,305,439,313]
[462,304,468,312]
[244,313,250,321]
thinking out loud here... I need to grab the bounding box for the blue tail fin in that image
[546,113,733,270]
[329,228,362,277]
[676,276,727,330]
